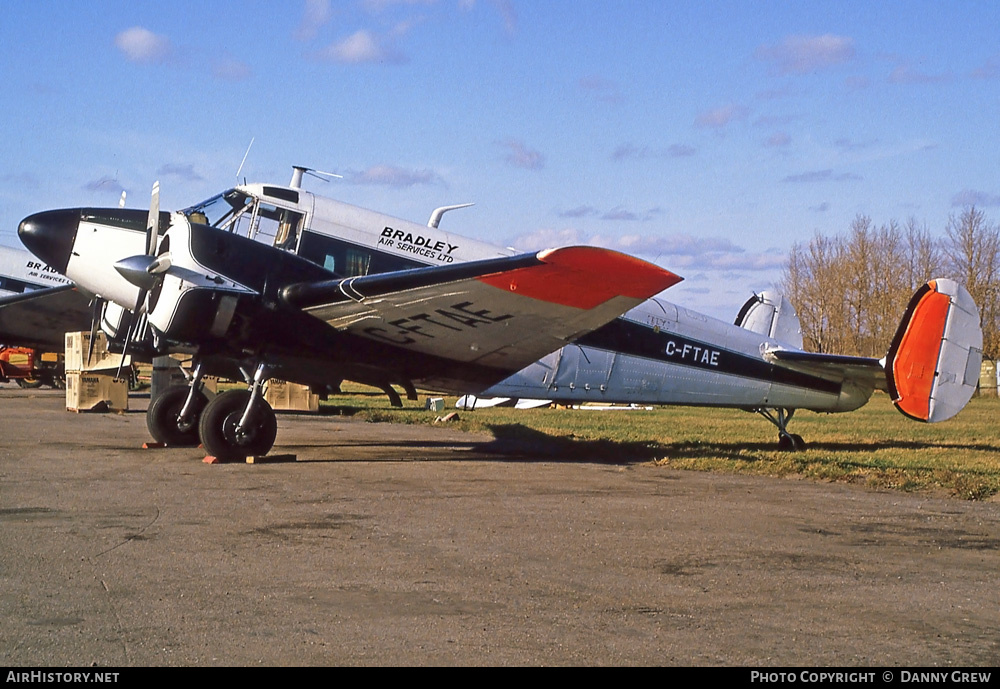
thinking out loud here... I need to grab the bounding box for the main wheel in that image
[147,385,208,446]
[198,389,277,462]
[16,377,43,389]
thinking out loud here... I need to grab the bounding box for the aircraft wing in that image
[764,349,888,391]
[0,285,93,350]
[282,246,682,380]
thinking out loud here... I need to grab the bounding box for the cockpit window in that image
[183,189,304,250]
[182,190,253,230]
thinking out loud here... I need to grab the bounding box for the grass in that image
[319,384,1000,501]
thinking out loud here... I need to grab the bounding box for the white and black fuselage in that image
[18,182,870,415]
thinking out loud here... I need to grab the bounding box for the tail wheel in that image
[147,385,208,446]
[198,389,277,462]
[778,433,806,452]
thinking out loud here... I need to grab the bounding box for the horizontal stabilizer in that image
[456,395,513,409]
[885,279,983,423]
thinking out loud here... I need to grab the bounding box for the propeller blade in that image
[115,289,145,381]
[148,252,172,275]
[146,181,160,256]
[116,179,161,380]
[86,297,103,368]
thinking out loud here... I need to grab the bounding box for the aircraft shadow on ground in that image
[458,425,1000,465]
[278,420,1000,465]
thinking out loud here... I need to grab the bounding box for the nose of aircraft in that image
[18,209,79,275]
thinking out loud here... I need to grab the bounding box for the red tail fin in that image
[885,279,982,423]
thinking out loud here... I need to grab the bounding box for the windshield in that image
[182,189,253,230]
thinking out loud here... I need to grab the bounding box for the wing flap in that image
[283,246,681,375]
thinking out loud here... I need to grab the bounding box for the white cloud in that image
[755,34,854,75]
[363,0,437,10]
[84,176,126,196]
[157,163,204,182]
[611,143,696,160]
[764,132,791,148]
[500,139,544,170]
[887,64,950,85]
[505,227,783,271]
[781,169,861,183]
[345,164,441,187]
[695,104,749,130]
[212,57,252,81]
[115,27,171,64]
[491,0,517,36]
[971,55,1000,80]
[294,0,333,42]
[951,189,1000,207]
[579,75,623,103]
[558,206,597,219]
[315,30,406,64]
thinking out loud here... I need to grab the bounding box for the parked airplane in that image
[0,244,71,295]
[14,167,983,459]
[0,244,91,350]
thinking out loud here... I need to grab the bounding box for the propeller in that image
[113,181,164,379]
[85,296,104,369]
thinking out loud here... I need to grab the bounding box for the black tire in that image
[147,385,208,446]
[778,433,807,452]
[198,389,277,462]
[15,378,44,389]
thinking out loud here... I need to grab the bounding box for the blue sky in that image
[1,0,998,319]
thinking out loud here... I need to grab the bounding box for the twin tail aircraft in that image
[14,166,984,459]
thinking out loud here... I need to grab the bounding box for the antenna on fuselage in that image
[290,166,343,189]
[236,137,254,183]
[427,203,474,228]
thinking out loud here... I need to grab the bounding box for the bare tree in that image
[902,217,941,291]
[780,211,990,358]
[783,232,850,353]
[943,206,1000,358]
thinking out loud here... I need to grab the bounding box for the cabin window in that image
[297,230,424,278]
[345,249,371,277]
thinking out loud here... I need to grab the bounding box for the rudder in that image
[885,279,983,423]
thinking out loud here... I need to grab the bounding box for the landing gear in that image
[777,432,806,452]
[147,384,207,446]
[198,389,277,462]
[756,407,807,451]
[147,361,210,446]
